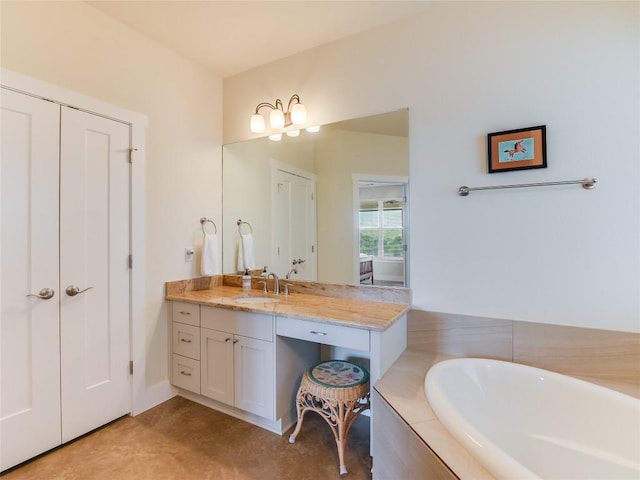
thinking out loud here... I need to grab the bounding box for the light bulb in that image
[306,125,320,133]
[250,114,265,133]
[268,133,282,141]
[290,103,307,125]
[270,109,285,129]
[286,130,300,137]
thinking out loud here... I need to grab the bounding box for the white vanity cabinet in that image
[167,294,407,436]
[171,302,201,394]
[200,306,275,419]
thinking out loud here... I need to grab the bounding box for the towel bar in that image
[458,177,597,196]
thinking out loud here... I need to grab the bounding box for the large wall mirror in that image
[222,109,409,287]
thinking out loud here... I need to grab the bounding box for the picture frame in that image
[487,125,546,173]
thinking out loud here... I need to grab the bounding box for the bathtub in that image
[425,358,640,480]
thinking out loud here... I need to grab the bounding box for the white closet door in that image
[59,106,131,442]
[0,90,62,470]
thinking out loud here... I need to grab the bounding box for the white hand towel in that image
[201,233,220,276]
[236,233,256,272]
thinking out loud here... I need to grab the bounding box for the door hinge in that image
[129,360,134,375]
[128,254,133,269]
[129,148,138,164]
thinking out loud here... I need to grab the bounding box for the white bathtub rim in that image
[425,360,540,480]
[424,358,640,480]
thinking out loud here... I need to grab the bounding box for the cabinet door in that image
[1,89,62,471]
[201,328,234,405]
[234,336,274,419]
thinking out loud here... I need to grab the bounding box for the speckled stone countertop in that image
[166,283,410,332]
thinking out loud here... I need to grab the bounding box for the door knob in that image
[65,285,94,296]
[292,258,306,265]
[26,288,55,300]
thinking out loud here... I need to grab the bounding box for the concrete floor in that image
[1,396,372,479]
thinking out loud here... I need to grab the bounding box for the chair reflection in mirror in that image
[359,254,373,284]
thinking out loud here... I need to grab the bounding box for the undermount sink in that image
[232,295,280,304]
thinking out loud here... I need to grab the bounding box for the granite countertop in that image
[166,285,410,332]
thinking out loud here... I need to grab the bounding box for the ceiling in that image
[87,1,434,78]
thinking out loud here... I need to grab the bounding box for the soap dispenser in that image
[242,269,251,291]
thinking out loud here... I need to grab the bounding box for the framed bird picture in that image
[487,125,546,173]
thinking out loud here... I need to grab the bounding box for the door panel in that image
[59,107,131,442]
[0,90,62,470]
[273,169,317,281]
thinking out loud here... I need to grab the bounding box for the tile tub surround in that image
[374,351,495,480]
[407,309,640,395]
[374,348,640,480]
[372,310,640,479]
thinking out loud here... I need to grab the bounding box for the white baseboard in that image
[134,380,175,415]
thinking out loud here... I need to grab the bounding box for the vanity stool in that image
[288,360,370,476]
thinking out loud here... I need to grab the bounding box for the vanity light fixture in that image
[250,94,307,134]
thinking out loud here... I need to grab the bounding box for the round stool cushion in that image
[307,360,369,389]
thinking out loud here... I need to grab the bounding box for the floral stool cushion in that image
[308,360,369,388]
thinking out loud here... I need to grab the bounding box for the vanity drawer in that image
[172,322,200,360]
[172,354,200,394]
[201,306,273,342]
[277,317,370,352]
[172,301,200,327]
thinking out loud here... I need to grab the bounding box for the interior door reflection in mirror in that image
[222,109,409,287]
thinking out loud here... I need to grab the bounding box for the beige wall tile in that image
[372,390,457,480]
[408,310,512,360]
[513,322,640,387]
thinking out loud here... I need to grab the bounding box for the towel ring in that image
[237,219,253,234]
[200,217,217,235]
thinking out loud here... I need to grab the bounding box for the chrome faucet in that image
[266,272,280,294]
[285,267,298,280]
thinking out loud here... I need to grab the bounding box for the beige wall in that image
[1,1,223,405]
[315,130,408,283]
[224,1,640,333]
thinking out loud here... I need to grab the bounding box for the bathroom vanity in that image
[166,279,409,434]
